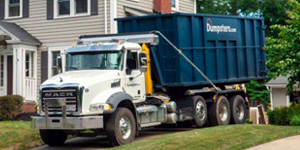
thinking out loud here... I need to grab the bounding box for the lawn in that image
[1,122,300,150]
[0,121,42,150]
[114,124,300,150]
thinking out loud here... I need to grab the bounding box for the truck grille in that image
[41,87,78,112]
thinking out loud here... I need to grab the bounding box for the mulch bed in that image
[14,112,39,121]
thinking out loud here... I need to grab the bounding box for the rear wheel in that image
[208,96,231,126]
[106,108,136,146]
[39,130,67,146]
[230,95,246,124]
[192,96,207,127]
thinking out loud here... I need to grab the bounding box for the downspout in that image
[104,0,107,34]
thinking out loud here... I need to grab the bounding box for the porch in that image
[0,21,41,102]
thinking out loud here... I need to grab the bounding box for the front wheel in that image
[39,130,68,146]
[106,108,136,146]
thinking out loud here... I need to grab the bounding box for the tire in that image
[39,130,67,146]
[106,108,136,146]
[230,95,246,124]
[191,96,207,127]
[208,96,231,126]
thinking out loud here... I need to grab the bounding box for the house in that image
[266,75,298,110]
[0,0,196,108]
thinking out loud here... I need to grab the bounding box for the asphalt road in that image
[30,127,195,150]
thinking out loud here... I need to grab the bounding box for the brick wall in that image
[153,0,171,14]
[22,102,36,113]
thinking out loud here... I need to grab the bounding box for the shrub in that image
[268,103,300,125]
[0,95,24,121]
[290,115,300,126]
[245,119,253,124]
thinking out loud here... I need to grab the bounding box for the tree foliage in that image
[265,0,300,93]
[245,81,270,104]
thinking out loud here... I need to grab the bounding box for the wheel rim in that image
[196,100,206,121]
[236,103,245,120]
[219,102,228,122]
[119,116,132,140]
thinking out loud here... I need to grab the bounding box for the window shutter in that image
[41,51,49,83]
[47,0,54,20]
[91,0,98,15]
[0,0,5,20]
[23,0,29,18]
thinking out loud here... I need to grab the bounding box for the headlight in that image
[89,104,112,111]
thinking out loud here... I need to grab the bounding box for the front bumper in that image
[31,116,103,130]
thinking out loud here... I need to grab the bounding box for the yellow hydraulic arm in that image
[142,43,153,95]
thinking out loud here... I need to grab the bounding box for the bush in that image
[290,115,300,126]
[267,103,300,125]
[0,95,24,121]
[245,119,253,124]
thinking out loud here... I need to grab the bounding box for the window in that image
[52,51,60,76]
[54,0,90,18]
[25,52,34,78]
[126,52,138,75]
[0,56,3,86]
[58,0,70,16]
[5,0,23,18]
[171,0,179,11]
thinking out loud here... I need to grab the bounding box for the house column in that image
[12,44,26,95]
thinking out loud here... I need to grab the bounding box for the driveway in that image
[30,127,195,150]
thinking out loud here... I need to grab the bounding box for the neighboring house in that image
[0,0,196,104]
[266,75,299,110]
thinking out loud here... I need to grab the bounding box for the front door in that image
[124,51,145,101]
[7,56,13,95]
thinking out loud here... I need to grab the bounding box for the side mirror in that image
[56,55,62,73]
[139,52,147,73]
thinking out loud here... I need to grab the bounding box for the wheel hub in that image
[236,103,244,120]
[119,116,131,140]
[196,101,206,120]
[219,103,228,122]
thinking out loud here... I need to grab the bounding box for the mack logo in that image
[206,18,237,34]
[44,92,74,97]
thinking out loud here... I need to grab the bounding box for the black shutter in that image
[0,0,5,20]
[23,0,29,18]
[41,51,48,83]
[47,0,54,20]
[91,0,98,15]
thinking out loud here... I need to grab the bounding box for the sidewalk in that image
[246,135,300,150]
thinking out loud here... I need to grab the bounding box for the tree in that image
[245,81,270,104]
[265,0,300,93]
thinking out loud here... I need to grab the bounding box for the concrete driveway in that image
[30,127,195,150]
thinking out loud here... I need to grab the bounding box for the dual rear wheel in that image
[191,95,246,127]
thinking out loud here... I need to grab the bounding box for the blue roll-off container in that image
[116,13,267,88]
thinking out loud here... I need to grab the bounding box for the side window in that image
[51,51,60,76]
[126,52,138,74]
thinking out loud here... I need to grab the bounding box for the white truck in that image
[31,31,252,146]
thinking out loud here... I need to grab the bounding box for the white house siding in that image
[117,0,154,18]
[4,0,111,101]
[179,0,195,13]
[272,88,288,108]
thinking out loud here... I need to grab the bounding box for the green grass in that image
[114,124,300,150]
[0,121,42,150]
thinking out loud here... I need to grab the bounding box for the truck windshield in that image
[67,51,123,71]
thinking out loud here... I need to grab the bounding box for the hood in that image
[42,70,121,86]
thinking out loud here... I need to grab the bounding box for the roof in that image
[266,75,289,86]
[0,21,41,45]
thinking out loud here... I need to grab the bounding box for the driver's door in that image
[124,51,146,102]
